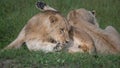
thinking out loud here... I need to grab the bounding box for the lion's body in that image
[68,27,96,54]
[4,11,70,53]
[67,9,120,54]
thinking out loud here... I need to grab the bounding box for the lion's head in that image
[35,1,70,44]
[67,8,99,27]
[48,12,70,44]
[25,10,70,45]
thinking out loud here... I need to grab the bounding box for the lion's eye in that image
[60,28,66,34]
[60,28,64,31]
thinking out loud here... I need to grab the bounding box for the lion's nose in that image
[65,40,69,43]
[66,37,70,43]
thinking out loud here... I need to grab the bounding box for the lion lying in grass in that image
[4,2,70,53]
[66,9,98,54]
[67,9,120,54]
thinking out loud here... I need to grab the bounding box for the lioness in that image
[67,9,120,54]
[4,3,70,53]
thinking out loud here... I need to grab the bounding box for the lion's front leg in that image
[53,43,68,52]
[53,43,62,52]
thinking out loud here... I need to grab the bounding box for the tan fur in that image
[4,10,70,52]
[104,26,120,50]
[68,27,96,54]
[67,8,99,27]
[67,9,120,54]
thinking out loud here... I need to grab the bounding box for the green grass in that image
[0,49,120,68]
[0,0,120,68]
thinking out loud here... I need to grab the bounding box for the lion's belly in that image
[25,39,56,53]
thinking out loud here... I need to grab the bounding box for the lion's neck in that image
[25,23,53,43]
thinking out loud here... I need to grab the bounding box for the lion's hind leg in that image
[105,26,120,38]
[104,26,120,52]
[4,27,26,50]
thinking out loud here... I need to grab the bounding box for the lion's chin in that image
[26,39,60,53]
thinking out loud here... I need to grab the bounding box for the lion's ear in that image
[91,10,96,16]
[49,15,58,23]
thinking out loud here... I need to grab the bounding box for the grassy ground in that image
[0,0,120,68]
